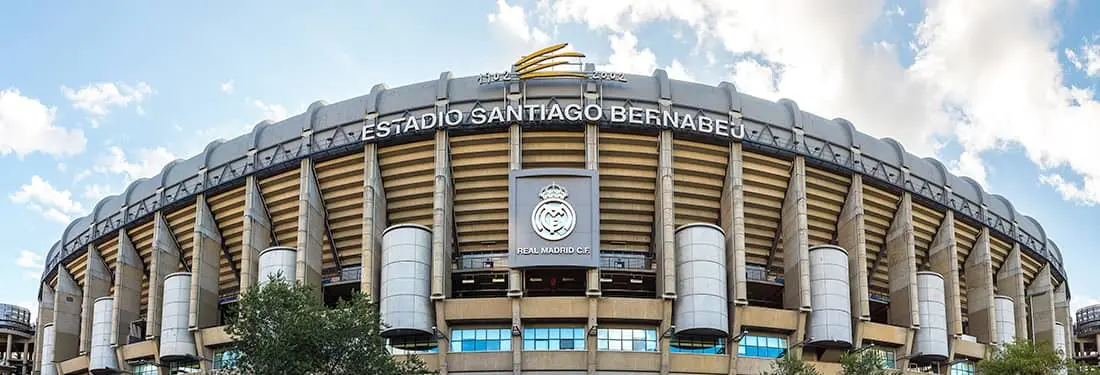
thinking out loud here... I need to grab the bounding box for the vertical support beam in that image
[52,267,82,363]
[584,122,600,375]
[111,232,143,348]
[656,130,676,375]
[34,284,55,375]
[887,193,919,328]
[192,329,211,373]
[361,144,386,299]
[80,246,111,355]
[1055,282,1072,355]
[241,176,272,291]
[431,129,451,300]
[297,159,324,292]
[929,211,963,340]
[190,196,221,332]
[507,121,522,375]
[780,156,810,358]
[837,175,869,346]
[1028,264,1056,349]
[147,212,182,340]
[722,142,747,374]
[997,244,1028,340]
[965,228,996,343]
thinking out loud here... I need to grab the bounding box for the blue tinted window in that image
[387,336,439,354]
[670,335,726,354]
[737,334,787,359]
[950,361,976,375]
[523,327,585,351]
[450,328,511,352]
[596,328,658,352]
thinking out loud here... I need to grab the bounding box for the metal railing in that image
[599,253,653,270]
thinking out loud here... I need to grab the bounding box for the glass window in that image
[167,360,201,373]
[450,328,512,352]
[867,348,896,369]
[388,335,439,354]
[523,327,585,351]
[670,335,726,354]
[131,363,158,375]
[213,348,242,370]
[950,361,976,375]
[737,334,787,358]
[596,328,657,352]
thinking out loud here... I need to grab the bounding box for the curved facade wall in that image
[913,271,949,362]
[673,223,729,337]
[994,295,1016,344]
[0,303,32,332]
[258,246,298,287]
[40,323,55,375]
[806,245,851,347]
[159,272,196,361]
[89,297,118,373]
[1076,304,1100,337]
[379,224,433,338]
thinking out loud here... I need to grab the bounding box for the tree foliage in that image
[976,339,1064,375]
[761,353,822,375]
[1068,360,1100,375]
[225,276,430,375]
[840,350,887,375]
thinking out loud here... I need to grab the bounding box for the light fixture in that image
[511,325,522,337]
[461,279,475,284]
[491,277,505,283]
[529,277,543,282]
[588,325,599,336]
[483,259,494,268]
[629,278,643,284]
[432,326,448,341]
[728,329,750,343]
[662,324,676,338]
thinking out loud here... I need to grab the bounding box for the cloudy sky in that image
[2,0,1099,321]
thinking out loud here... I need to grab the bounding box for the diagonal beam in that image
[765,163,797,273]
[204,199,242,285]
[308,162,342,270]
[254,180,280,247]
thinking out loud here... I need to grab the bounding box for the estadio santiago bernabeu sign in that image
[509,169,599,268]
[360,42,745,144]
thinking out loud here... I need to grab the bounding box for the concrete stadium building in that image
[0,303,34,375]
[34,45,1074,374]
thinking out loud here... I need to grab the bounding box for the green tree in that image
[761,353,822,375]
[224,276,431,375]
[1067,360,1100,375]
[976,339,1064,375]
[840,350,887,375]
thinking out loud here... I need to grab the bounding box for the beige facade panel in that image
[863,183,899,294]
[672,138,728,227]
[741,150,791,267]
[956,218,980,316]
[521,130,585,169]
[260,168,302,247]
[911,200,945,266]
[804,166,849,246]
[378,138,435,226]
[316,151,367,267]
[126,218,154,317]
[208,185,245,297]
[451,131,510,253]
[599,132,657,253]
[96,237,120,296]
[165,200,197,267]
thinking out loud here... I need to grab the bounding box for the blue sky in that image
[2,0,1099,320]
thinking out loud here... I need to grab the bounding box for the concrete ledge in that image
[523,351,586,370]
[445,298,511,322]
[447,351,512,372]
[862,322,908,346]
[596,351,660,372]
[954,339,988,359]
[119,340,158,361]
[393,353,438,372]
[599,298,664,321]
[522,297,588,319]
[670,353,728,374]
[741,306,798,331]
[201,325,233,347]
[58,355,89,374]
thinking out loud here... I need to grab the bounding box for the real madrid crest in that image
[532,182,576,241]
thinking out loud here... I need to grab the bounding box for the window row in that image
[386,328,731,355]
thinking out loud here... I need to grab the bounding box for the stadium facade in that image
[35,44,1073,374]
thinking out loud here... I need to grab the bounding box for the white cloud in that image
[16,250,43,270]
[1065,39,1100,77]
[9,176,84,224]
[252,100,288,122]
[220,80,235,94]
[82,184,114,201]
[488,0,550,47]
[95,146,177,183]
[947,150,988,188]
[61,81,153,117]
[1040,174,1098,206]
[602,32,695,82]
[0,88,86,157]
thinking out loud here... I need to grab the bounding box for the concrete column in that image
[361,144,386,299]
[585,123,601,298]
[241,176,272,291]
[657,130,677,300]
[1055,282,1072,355]
[997,244,1028,340]
[111,231,143,347]
[781,156,810,359]
[1029,264,1057,349]
[52,267,82,363]
[507,124,523,298]
[431,129,451,301]
[837,175,870,346]
[297,159,324,292]
[190,196,222,332]
[722,142,748,305]
[965,228,997,343]
[191,329,212,373]
[434,300,449,375]
[147,212,182,339]
[929,211,963,339]
[79,246,111,355]
[886,193,919,328]
[33,284,54,375]
[6,334,12,365]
